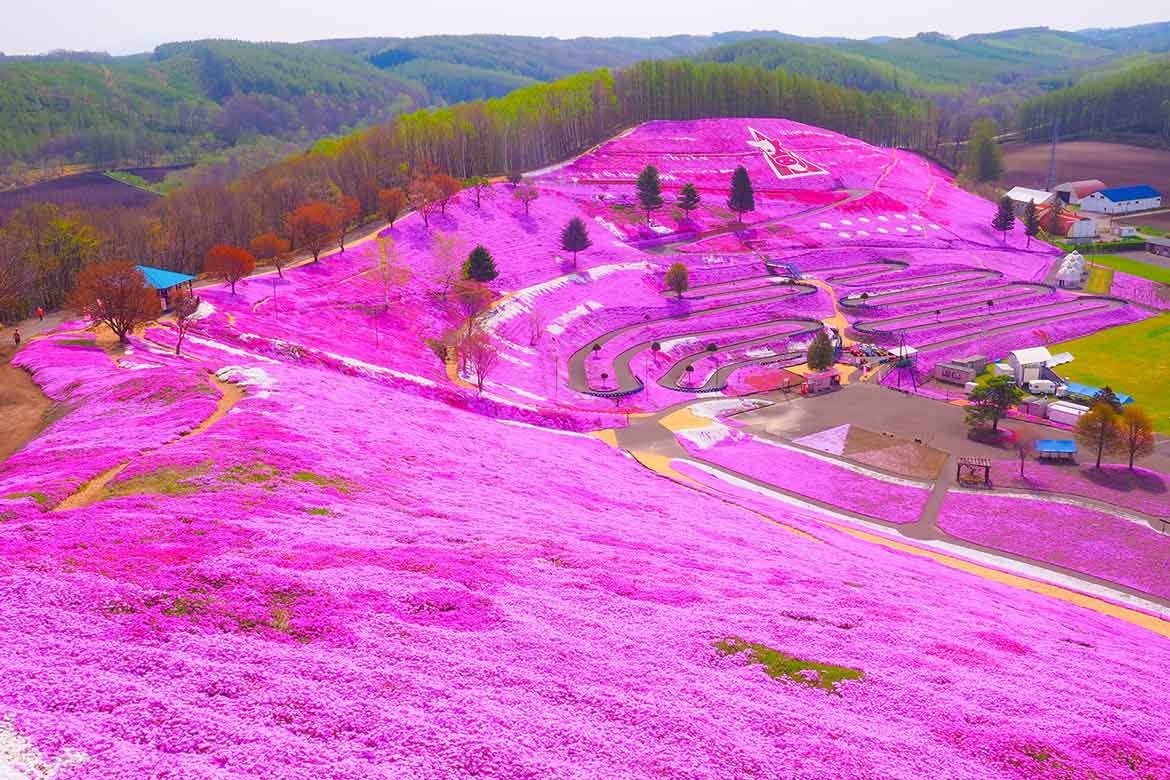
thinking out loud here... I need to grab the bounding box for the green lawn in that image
[1051,314,1170,433]
[1085,255,1170,284]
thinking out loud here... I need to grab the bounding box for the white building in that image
[1067,217,1096,240]
[1080,185,1162,215]
[1004,187,1057,216]
[1008,346,1053,384]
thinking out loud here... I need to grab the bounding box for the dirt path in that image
[51,373,244,511]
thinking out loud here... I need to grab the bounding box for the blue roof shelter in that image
[1063,381,1133,405]
[1035,440,1077,461]
[136,265,196,291]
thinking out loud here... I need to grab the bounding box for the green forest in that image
[1019,59,1170,142]
[2,22,1169,179]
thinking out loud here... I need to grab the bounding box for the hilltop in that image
[2,118,1169,778]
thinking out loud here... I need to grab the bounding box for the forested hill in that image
[1019,58,1170,143]
[304,32,793,102]
[695,39,927,94]
[2,22,1169,179]
[0,41,423,171]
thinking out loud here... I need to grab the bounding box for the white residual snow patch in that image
[323,351,438,388]
[216,365,276,388]
[586,261,650,281]
[659,337,699,352]
[547,301,604,336]
[690,398,767,420]
[191,300,216,321]
[184,334,282,364]
[499,352,532,368]
[118,360,160,371]
[498,419,596,439]
[674,420,737,450]
[0,717,87,779]
[594,217,626,239]
[488,381,549,402]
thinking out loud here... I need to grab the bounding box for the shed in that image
[1005,187,1057,216]
[137,265,196,309]
[800,369,840,396]
[1067,217,1096,240]
[1048,400,1090,426]
[1035,439,1077,461]
[934,361,978,385]
[1080,185,1162,215]
[1053,180,1105,205]
[1007,346,1052,384]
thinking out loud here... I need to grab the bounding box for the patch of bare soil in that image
[844,426,948,480]
[0,343,54,465]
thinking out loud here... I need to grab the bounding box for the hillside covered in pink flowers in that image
[3,118,1168,779]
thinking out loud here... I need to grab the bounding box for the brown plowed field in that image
[999,141,1170,202]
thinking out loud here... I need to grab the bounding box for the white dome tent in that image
[1056,262,1082,288]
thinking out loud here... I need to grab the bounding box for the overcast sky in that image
[2,0,1166,56]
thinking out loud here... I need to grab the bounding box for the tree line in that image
[0,60,939,323]
[1018,60,1170,143]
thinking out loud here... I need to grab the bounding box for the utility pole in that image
[1045,116,1061,192]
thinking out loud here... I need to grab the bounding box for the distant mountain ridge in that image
[0,22,1167,177]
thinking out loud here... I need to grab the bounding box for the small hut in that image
[136,265,196,310]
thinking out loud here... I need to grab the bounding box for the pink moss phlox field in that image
[937,491,1170,600]
[989,461,1170,517]
[676,428,931,524]
[4,118,1170,779]
[1106,271,1170,311]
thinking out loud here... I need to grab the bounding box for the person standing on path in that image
[36,306,43,321]
[13,329,20,347]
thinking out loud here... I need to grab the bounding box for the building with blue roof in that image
[1062,381,1133,406]
[136,265,196,309]
[1080,185,1162,215]
[1035,440,1077,461]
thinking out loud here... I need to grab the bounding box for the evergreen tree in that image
[806,330,835,371]
[1023,200,1042,247]
[560,217,593,267]
[1092,386,1124,414]
[636,165,664,223]
[677,183,701,217]
[992,196,1015,243]
[965,375,1024,431]
[727,166,756,223]
[463,245,498,282]
[664,262,689,297]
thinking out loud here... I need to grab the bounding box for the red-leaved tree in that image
[287,202,342,262]
[205,244,256,294]
[66,260,161,345]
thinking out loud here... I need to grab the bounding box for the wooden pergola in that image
[956,456,992,488]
